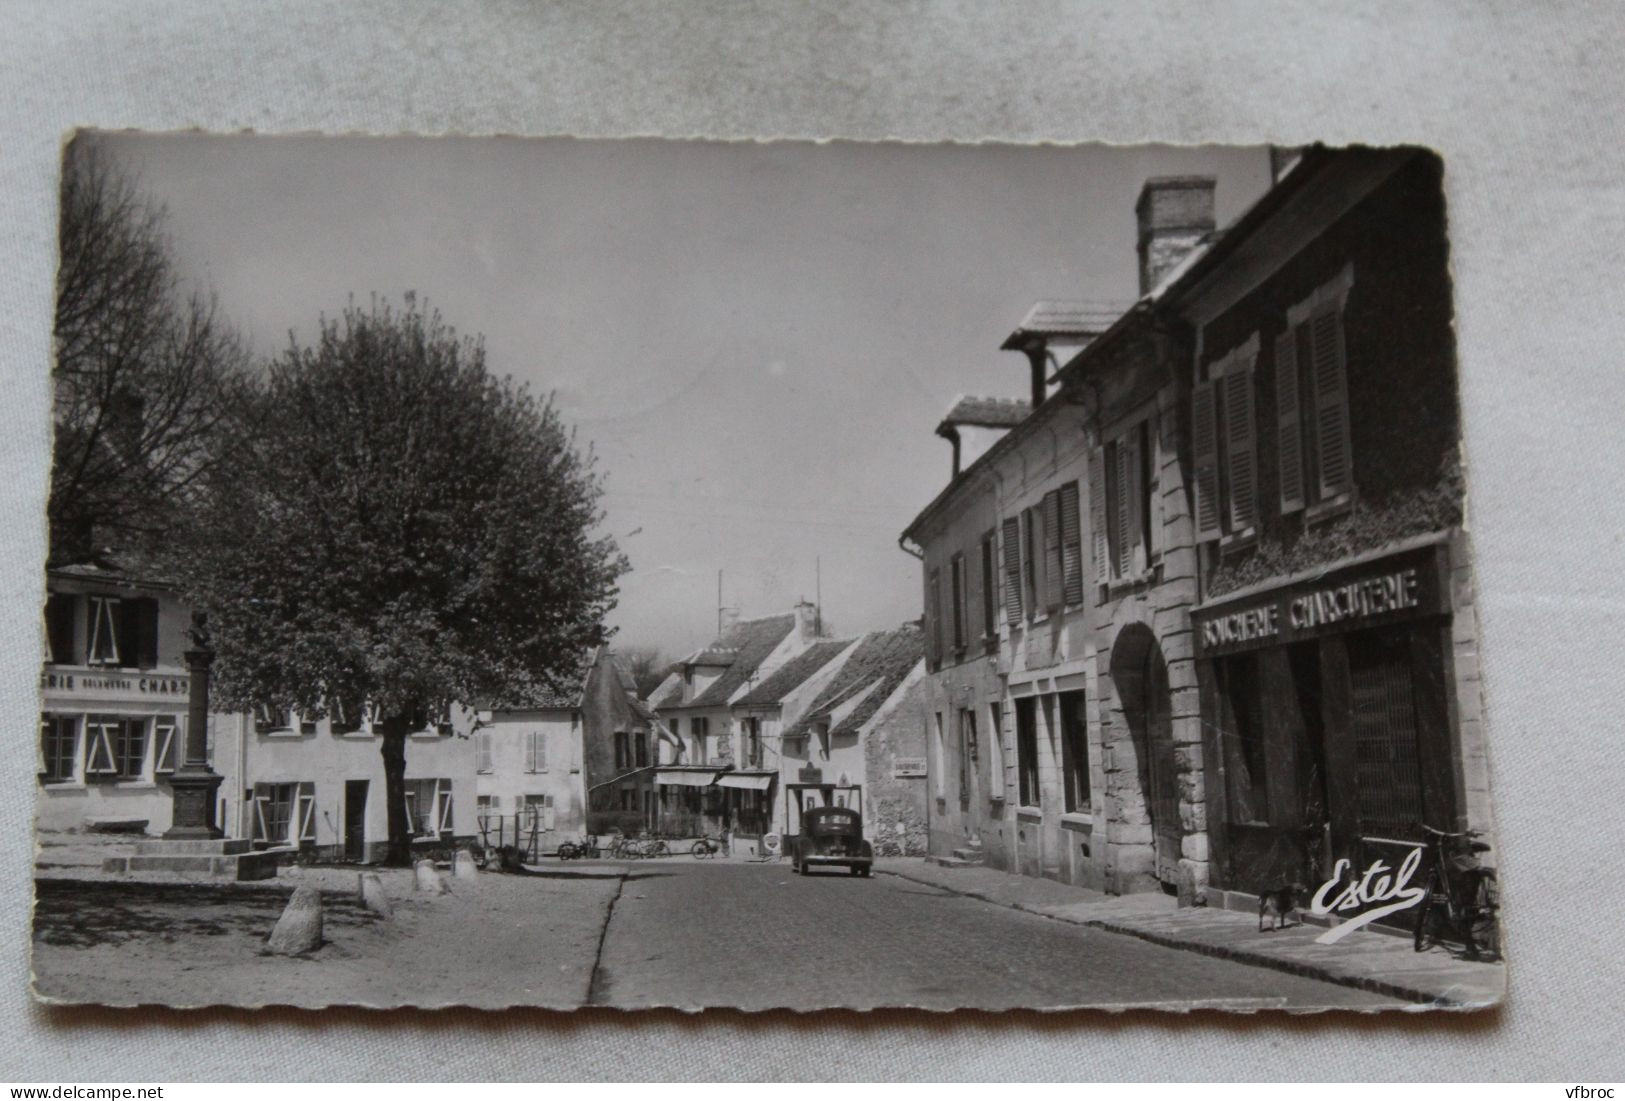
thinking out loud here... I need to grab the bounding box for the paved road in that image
[587,859,1401,1011]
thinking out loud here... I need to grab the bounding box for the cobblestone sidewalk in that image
[874,857,1505,1009]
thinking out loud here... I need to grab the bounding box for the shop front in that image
[1193,536,1466,918]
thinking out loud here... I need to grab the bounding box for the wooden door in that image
[344,780,368,862]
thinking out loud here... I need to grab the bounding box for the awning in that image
[655,770,717,788]
[716,772,775,791]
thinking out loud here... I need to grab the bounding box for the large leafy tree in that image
[173,296,628,864]
[51,140,246,564]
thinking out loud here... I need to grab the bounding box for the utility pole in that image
[717,569,723,637]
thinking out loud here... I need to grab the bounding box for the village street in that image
[33,857,1403,1011]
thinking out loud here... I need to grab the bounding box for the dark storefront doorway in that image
[1110,624,1181,893]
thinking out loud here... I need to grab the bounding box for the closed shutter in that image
[478,731,493,773]
[533,730,548,771]
[1223,365,1258,533]
[1088,448,1108,585]
[1043,490,1063,610]
[1311,307,1353,500]
[1275,327,1306,514]
[1001,516,1022,624]
[1021,509,1037,616]
[1191,379,1222,542]
[1118,428,1143,577]
[1059,481,1083,606]
[928,569,943,665]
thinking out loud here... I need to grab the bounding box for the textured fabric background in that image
[2,0,1622,1082]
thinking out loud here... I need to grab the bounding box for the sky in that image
[89,133,1271,659]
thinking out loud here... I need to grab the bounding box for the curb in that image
[877,865,1465,1009]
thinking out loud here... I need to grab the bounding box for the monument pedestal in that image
[103,837,279,881]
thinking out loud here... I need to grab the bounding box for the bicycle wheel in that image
[1467,874,1499,961]
[1413,891,1441,953]
[650,840,668,858]
[691,840,711,859]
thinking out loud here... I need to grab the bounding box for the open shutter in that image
[1088,448,1108,585]
[1039,491,1059,610]
[1275,327,1306,514]
[1223,365,1258,533]
[251,789,271,843]
[85,721,116,775]
[1191,379,1222,542]
[297,782,317,843]
[1001,516,1022,624]
[1311,307,1353,501]
[437,781,455,835]
[155,720,178,773]
[1059,481,1083,606]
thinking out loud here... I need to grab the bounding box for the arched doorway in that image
[1109,623,1181,893]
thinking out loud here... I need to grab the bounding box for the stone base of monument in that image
[102,838,279,881]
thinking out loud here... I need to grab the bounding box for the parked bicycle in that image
[556,834,600,861]
[1413,824,1498,961]
[691,833,725,859]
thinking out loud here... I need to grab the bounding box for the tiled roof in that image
[999,300,1127,349]
[732,639,851,708]
[680,645,739,666]
[784,624,923,740]
[939,395,1030,429]
[647,671,685,710]
[673,613,797,710]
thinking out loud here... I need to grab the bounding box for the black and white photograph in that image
[30,131,1505,1013]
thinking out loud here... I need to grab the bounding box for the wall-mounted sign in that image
[797,766,823,784]
[1193,544,1445,658]
[892,757,928,779]
[40,670,190,702]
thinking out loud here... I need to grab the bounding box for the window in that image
[979,530,997,639]
[154,716,179,774]
[986,701,1005,801]
[525,729,548,772]
[255,704,293,735]
[950,553,966,652]
[523,793,554,830]
[252,781,316,845]
[403,778,452,837]
[476,730,493,773]
[44,593,77,664]
[1059,690,1090,813]
[1015,696,1040,808]
[1042,490,1063,611]
[1092,419,1157,586]
[331,696,368,735]
[742,719,761,769]
[39,715,78,782]
[1348,627,1427,840]
[1058,482,1084,606]
[1193,335,1261,543]
[957,708,977,805]
[85,596,121,665]
[614,730,629,770]
[408,704,454,736]
[1277,271,1355,515]
[635,730,649,768]
[84,715,146,780]
[691,716,709,761]
[477,794,501,822]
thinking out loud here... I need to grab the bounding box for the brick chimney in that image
[1136,176,1216,296]
[794,599,821,640]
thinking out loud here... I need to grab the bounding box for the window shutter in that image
[1059,481,1083,606]
[927,569,943,665]
[298,782,317,842]
[437,781,455,834]
[1311,307,1353,500]
[1088,448,1108,586]
[155,721,178,773]
[534,731,548,771]
[1223,365,1259,532]
[1043,490,1063,610]
[1120,429,1145,576]
[478,732,493,773]
[1001,516,1023,624]
[1021,508,1037,616]
[1146,419,1163,558]
[1275,327,1306,514]
[85,721,116,774]
[1191,379,1222,542]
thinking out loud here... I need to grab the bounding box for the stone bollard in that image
[453,849,480,882]
[414,857,448,894]
[265,885,323,955]
[357,872,392,918]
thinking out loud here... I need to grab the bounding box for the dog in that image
[1258,884,1303,932]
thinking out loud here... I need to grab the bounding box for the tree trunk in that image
[379,718,412,867]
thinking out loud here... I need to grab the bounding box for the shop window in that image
[1001,516,1023,625]
[1348,627,1427,840]
[44,593,78,665]
[957,708,977,805]
[1217,654,1269,824]
[1093,424,1157,585]
[1059,689,1091,814]
[1193,336,1260,544]
[525,729,548,773]
[1015,696,1040,808]
[84,715,147,781]
[39,714,78,783]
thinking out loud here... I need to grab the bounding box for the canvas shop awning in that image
[715,772,775,791]
[654,770,719,788]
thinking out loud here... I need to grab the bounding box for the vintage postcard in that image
[31,133,1504,1012]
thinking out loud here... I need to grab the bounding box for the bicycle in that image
[1413,824,1498,961]
[691,834,724,859]
[557,834,600,861]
